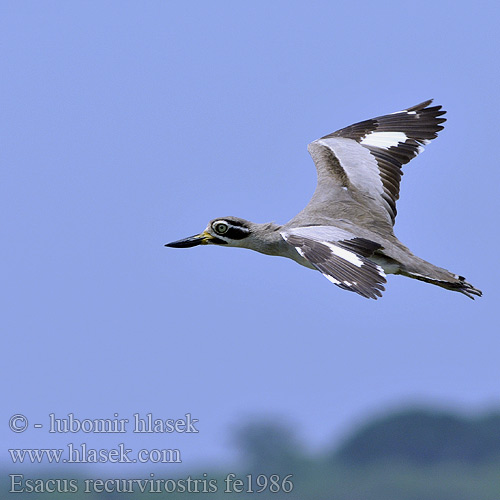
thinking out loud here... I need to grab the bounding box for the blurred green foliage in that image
[334,408,500,465]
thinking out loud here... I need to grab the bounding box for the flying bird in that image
[166,100,481,299]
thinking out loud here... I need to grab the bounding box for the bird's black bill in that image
[165,235,206,248]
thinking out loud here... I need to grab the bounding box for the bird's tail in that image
[400,256,482,299]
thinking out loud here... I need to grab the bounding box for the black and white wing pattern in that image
[281,226,386,299]
[307,100,446,224]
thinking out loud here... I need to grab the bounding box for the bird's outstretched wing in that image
[281,226,386,299]
[305,100,446,225]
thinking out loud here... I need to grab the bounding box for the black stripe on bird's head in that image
[208,217,252,242]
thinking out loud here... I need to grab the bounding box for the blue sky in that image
[2,0,499,472]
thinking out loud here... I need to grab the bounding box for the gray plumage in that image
[166,100,482,300]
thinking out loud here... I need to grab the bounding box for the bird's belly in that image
[371,255,401,275]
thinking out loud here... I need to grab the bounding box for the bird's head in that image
[165,216,254,248]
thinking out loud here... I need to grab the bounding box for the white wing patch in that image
[323,241,363,267]
[360,131,408,149]
[390,110,417,115]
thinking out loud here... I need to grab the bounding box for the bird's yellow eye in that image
[213,222,229,235]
